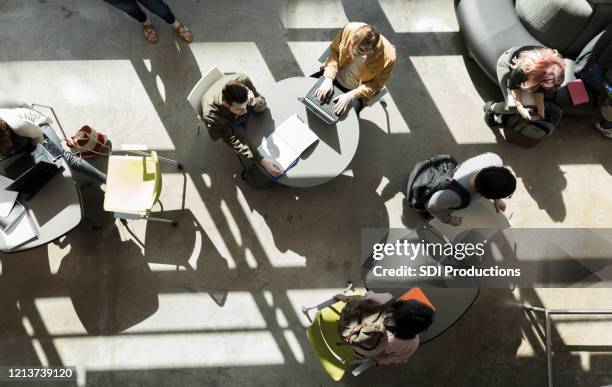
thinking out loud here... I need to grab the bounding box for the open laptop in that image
[4,143,63,200]
[298,77,344,125]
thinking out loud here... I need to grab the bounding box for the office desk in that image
[0,157,82,253]
[247,77,360,187]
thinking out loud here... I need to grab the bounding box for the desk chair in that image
[524,304,612,387]
[302,283,435,381]
[103,151,176,226]
[187,66,224,136]
[317,46,389,111]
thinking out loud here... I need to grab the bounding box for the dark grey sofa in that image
[457,0,612,115]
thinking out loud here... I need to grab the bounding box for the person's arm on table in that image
[315,26,345,101]
[206,116,282,177]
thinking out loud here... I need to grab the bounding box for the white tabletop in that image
[247,77,360,187]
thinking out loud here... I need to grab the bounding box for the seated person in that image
[427,153,516,226]
[313,22,396,115]
[0,108,106,183]
[203,74,282,177]
[484,47,565,126]
[574,24,612,138]
[335,291,434,365]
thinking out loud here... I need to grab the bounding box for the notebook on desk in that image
[257,114,319,176]
[299,77,344,125]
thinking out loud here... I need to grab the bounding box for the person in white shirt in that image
[0,108,106,183]
[426,153,516,226]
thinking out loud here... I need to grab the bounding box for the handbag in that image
[66,125,111,158]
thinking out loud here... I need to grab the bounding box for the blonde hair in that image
[512,49,565,91]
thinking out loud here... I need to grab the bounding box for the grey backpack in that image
[406,155,471,212]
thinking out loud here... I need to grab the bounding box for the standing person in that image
[483,47,565,126]
[425,153,516,226]
[574,25,612,138]
[203,74,282,178]
[0,108,107,183]
[104,0,193,44]
[313,22,396,115]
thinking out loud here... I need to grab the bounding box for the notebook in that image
[299,77,344,124]
[0,200,26,231]
[257,114,319,174]
[567,79,589,106]
[0,207,38,250]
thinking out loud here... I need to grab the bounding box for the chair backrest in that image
[150,151,162,206]
[399,287,435,311]
[187,66,224,119]
[319,45,332,64]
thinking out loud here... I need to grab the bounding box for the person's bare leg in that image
[171,20,193,43]
[143,18,158,43]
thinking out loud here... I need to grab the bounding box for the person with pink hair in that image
[484,46,566,127]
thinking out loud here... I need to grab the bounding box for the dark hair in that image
[354,25,381,52]
[474,166,516,199]
[0,118,12,152]
[384,300,434,340]
[222,80,248,105]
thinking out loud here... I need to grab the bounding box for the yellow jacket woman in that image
[320,22,396,108]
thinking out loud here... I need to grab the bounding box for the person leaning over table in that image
[313,22,396,115]
[203,74,282,177]
[0,108,107,184]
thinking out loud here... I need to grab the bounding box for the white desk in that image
[247,77,360,187]
[0,157,82,253]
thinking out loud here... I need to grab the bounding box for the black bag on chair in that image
[503,102,563,148]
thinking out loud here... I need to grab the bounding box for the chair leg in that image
[146,216,178,226]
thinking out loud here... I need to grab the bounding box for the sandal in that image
[173,22,193,43]
[143,21,158,44]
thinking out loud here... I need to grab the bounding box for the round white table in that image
[247,77,360,187]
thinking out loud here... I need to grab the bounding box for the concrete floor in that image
[0,0,611,386]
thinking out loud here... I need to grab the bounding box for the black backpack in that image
[503,102,563,148]
[406,155,471,212]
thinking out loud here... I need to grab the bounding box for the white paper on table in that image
[0,174,14,190]
[0,190,18,217]
[0,210,37,250]
[258,136,299,171]
[257,114,319,172]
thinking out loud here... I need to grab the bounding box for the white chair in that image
[317,46,389,110]
[187,66,224,136]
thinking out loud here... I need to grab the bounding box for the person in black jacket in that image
[574,24,612,138]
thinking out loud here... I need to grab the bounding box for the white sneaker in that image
[595,121,612,138]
